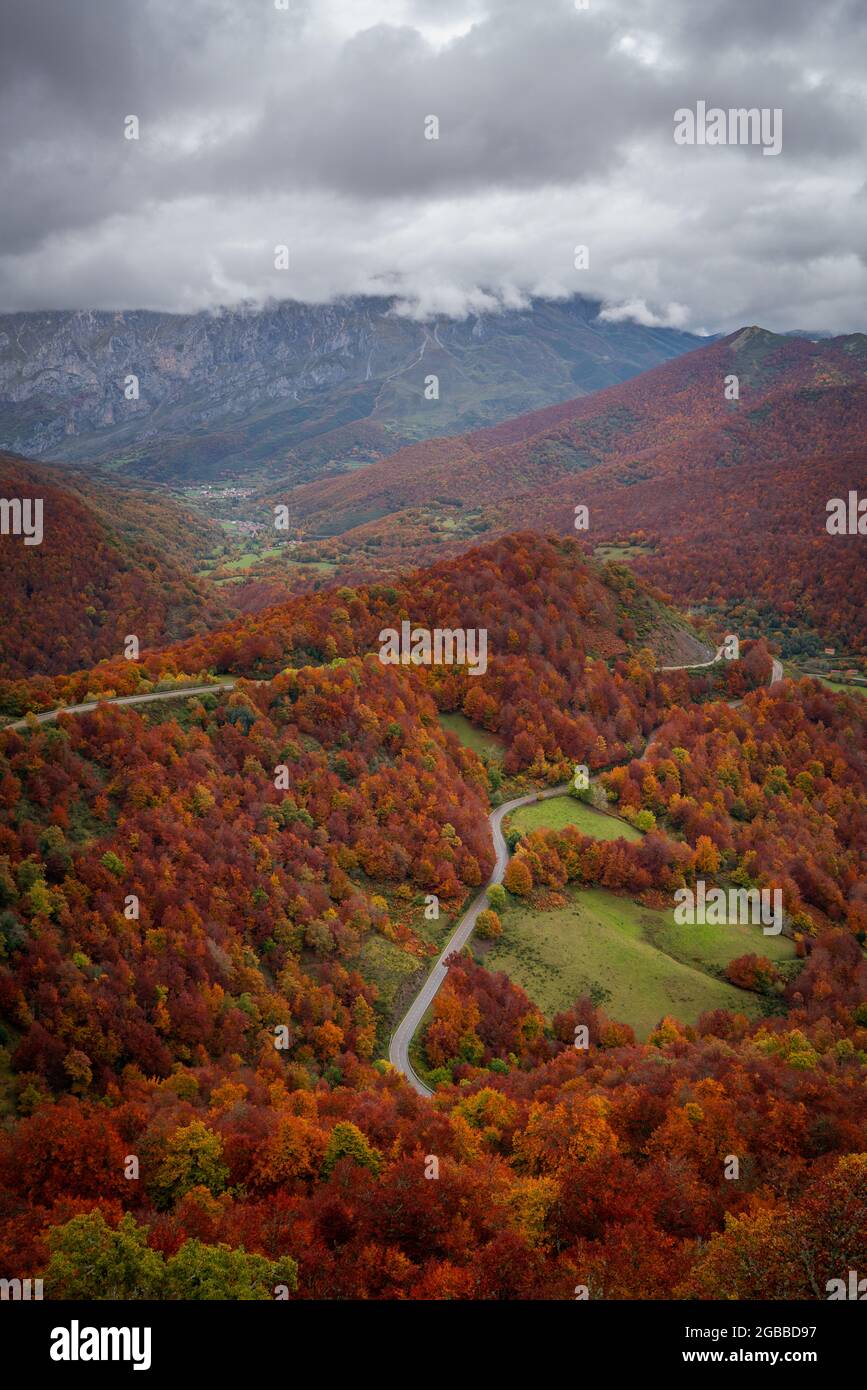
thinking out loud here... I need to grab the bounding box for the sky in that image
[0,0,865,333]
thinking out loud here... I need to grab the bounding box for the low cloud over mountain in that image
[1,0,865,330]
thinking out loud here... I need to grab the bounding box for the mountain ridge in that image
[268,326,867,532]
[0,295,705,483]
[242,327,867,657]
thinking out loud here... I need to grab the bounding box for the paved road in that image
[387,785,569,1096]
[389,648,786,1095]
[657,643,723,671]
[3,680,238,732]
[661,651,783,686]
[1,646,786,1097]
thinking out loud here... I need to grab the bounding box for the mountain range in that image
[0,296,704,484]
[265,326,867,657]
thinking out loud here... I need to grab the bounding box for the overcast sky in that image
[0,0,865,332]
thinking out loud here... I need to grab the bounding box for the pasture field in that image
[507,794,643,841]
[484,885,793,1038]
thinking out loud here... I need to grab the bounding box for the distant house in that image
[824,647,836,656]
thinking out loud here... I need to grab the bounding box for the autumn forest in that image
[0,513,865,1303]
[1,3,866,1330]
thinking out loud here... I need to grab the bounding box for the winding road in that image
[1,651,784,1098]
[388,785,570,1097]
[389,650,784,1096]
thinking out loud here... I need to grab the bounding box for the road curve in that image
[389,649,786,1096]
[662,652,783,685]
[1,651,785,1096]
[656,643,724,672]
[388,784,569,1096]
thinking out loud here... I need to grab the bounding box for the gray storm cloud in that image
[0,0,864,330]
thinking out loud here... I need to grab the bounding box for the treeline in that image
[0,534,770,789]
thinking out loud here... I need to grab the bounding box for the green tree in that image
[487,883,507,912]
[151,1120,229,1209]
[42,1211,165,1300]
[321,1121,382,1179]
[165,1240,298,1300]
[39,825,72,879]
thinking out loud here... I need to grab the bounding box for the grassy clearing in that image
[219,551,260,572]
[508,794,643,842]
[483,885,789,1038]
[645,905,795,972]
[197,537,339,582]
[594,542,652,563]
[437,711,505,759]
[355,935,424,1017]
[816,677,867,698]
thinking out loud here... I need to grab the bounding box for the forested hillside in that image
[0,454,231,679]
[0,532,688,727]
[1,533,865,1299]
[259,329,867,657]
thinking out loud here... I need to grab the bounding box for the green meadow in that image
[483,886,796,1039]
[437,711,505,759]
[507,794,643,842]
